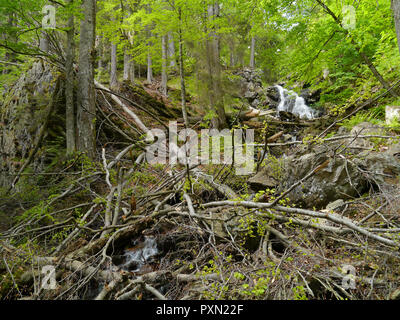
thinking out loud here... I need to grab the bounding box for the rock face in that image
[249,132,400,209]
[300,88,321,105]
[234,68,269,108]
[278,149,367,209]
[0,61,62,188]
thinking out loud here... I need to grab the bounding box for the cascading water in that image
[275,85,315,120]
[119,236,158,272]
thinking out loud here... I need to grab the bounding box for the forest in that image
[1,0,400,301]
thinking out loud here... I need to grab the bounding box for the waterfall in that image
[275,85,315,120]
[120,236,158,272]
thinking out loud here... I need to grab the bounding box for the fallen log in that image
[95,81,150,134]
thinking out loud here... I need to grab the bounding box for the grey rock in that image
[326,199,345,212]
[249,135,400,209]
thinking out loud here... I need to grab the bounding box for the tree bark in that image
[392,0,400,56]
[250,36,256,69]
[147,51,153,84]
[110,42,118,89]
[178,10,189,128]
[66,0,76,155]
[126,31,135,84]
[207,2,227,129]
[168,32,176,68]
[130,60,135,84]
[2,14,16,75]
[123,49,130,81]
[96,35,104,80]
[146,5,153,84]
[76,0,96,159]
[161,34,168,95]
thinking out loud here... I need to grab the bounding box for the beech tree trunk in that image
[130,60,135,84]
[168,32,176,68]
[3,14,16,75]
[392,0,400,57]
[123,49,130,82]
[127,32,135,84]
[178,9,189,128]
[110,42,118,89]
[161,34,168,95]
[66,0,76,155]
[250,36,256,69]
[207,2,227,129]
[96,35,104,80]
[146,6,153,84]
[76,0,96,159]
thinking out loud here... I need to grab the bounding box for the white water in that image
[120,236,158,272]
[275,85,315,120]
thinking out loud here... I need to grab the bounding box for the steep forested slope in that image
[1,0,400,301]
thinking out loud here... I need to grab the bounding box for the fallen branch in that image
[202,200,399,247]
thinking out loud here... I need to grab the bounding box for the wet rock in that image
[266,86,280,102]
[300,88,321,105]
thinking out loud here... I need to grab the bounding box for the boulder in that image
[249,136,400,209]
[300,88,321,105]
[266,86,280,102]
[347,122,387,149]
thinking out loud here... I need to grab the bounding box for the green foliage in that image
[339,107,385,130]
[292,285,308,300]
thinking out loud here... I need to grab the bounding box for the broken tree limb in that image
[202,200,399,247]
[95,81,150,134]
[32,256,121,282]
[192,168,238,199]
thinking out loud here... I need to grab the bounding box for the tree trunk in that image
[110,42,118,89]
[207,2,227,129]
[392,0,400,56]
[130,60,135,84]
[96,35,104,80]
[123,49,130,81]
[178,10,189,128]
[66,0,76,155]
[161,34,168,95]
[147,50,153,84]
[168,32,176,68]
[76,0,96,159]
[146,5,153,84]
[250,36,256,69]
[127,32,135,84]
[3,14,16,75]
